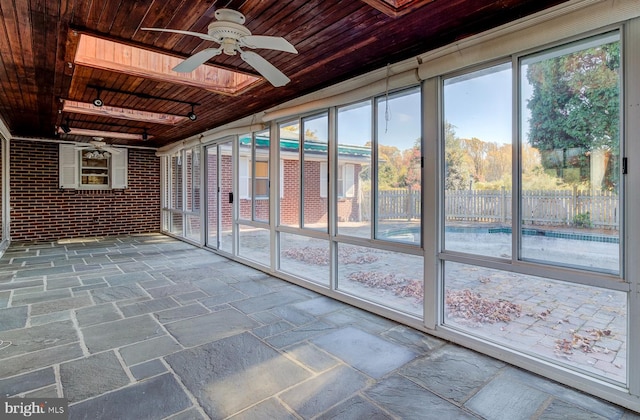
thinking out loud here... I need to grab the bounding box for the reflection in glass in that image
[444,261,626,384]
[443,64,512,258]
[206,147,219,248]
[185,214,200,242]
[520,32,620,274]
[375,87,421,245]
[239,225,270,265]
[279,121,300,227]
[337,100,372,238]
[279,232,329,286]
[302,113,329,231]
[337,243,423,316]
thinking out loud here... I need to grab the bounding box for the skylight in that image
[63,100,188,125]
[74,34,260,95]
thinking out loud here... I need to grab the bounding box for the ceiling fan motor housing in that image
[207,21,251,54]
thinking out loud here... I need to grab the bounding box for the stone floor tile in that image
[89,284,148,304]
[119,335,183,366]
[228,398,298,420]
[15,265,75,279]
[230,289,307,314]
[0,291,9,308]
[81,314,164,353]
[74,303,122,327]
[46,277,82,290]
[129,359,167,381]
[145,283,201,299]
[165,407,208,420]
[366,375,477,419]
[23,384,59,398]
[0,320,78,359]
[265,320,334,349]
[317,395,393,420]
[30,310,72,326]
[464,375,550,419]
[166,332,311,419]
[311,326,417,378]
[399,344,506,404]
[104,271,155,287]
[30,295,92,316]
[498,367,626,419]
[118,296,180,317]
[283,342,340,373]
[11,285,44,295]
[270,305,318,326]
[67,373,191,420]
[381,325,447,354]
[228,279,274,297]
[249,310,281,325]
[540,399,609,419]
[199,290,247,308]
[0,367,55,397]
[60,351,130,403]
[252,321,295,339]
[164,309,258,347]
[293,296,349,316]
[0,343,84,378]
[279,364,370,419]
[0,279,43,292]
[10,289,72,306]
[173,290,208,304]
[0,306,28,332]
[153,303,209,324]
[163,266,226,284]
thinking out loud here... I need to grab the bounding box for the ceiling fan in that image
[75,138,122,155]
[142,8,298,87]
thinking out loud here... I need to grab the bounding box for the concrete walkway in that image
[0,234,637,419]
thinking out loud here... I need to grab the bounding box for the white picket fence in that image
[361,188,619,229]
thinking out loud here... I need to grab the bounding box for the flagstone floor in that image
[0,234,638,419]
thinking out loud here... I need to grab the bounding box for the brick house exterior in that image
[10,140,160,241]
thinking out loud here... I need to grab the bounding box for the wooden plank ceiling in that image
[0,0,568,148]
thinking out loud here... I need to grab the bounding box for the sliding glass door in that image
[206,139,235,254]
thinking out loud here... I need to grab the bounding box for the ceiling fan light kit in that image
[75,137,122,155]
[142,8,298,87]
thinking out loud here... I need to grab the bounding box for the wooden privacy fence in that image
[361,188,619,229]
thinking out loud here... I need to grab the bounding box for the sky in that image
[444,66,514,145]
[296,66,533,151]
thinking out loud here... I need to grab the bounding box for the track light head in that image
[92,88,103,107]
[187,104,197,121]
[60,117,71,133]
[142,130,148,141]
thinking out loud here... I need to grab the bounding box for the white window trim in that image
[59,144,127,190]
[320,162,354,198]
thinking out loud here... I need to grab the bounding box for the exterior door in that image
[205,139,235,254]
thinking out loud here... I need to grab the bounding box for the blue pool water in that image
[382,226,619,244]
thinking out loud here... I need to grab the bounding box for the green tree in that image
[525,40,620,188]
[444,123,471,190]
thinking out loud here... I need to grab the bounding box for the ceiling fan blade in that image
[141,27,217,43]
[240,51,290,87]
[173,48,223,73]
[240,35,297,54]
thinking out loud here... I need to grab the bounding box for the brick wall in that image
[10,140,160,241]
